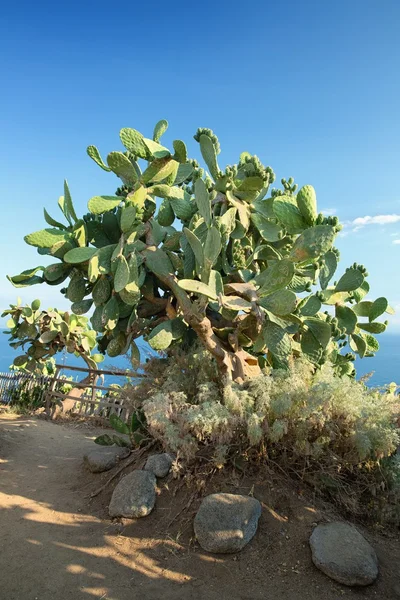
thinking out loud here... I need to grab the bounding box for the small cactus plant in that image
[6,122,393,382]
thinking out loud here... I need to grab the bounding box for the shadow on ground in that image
[0,411,399,600]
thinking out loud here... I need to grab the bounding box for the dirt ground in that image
[1,410,399,600]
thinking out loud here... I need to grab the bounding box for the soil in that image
[1,409,399,600]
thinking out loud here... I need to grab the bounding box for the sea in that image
[0,329,398,388]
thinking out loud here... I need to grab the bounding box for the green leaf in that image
[304,317,331,348]
[204,226,221,266]
[301,329,324,364]
[153,119,168,142]
[178,279,217,300]
[352,301,373,317]
[263,321,291,365]
[71,299,93,315]
[335,269,364,293]
[107,152,137,185]
[199,134,220,180]
[255,259,295,297]
[289,225,336,262]
[147,318,187,350]
[173,140,187,163]
[319,251,338,290]
[369,297,388,322]
[299,295,321,316]
[144,248,174,277]
[64,247,97,264]
[94,434,115,446]
[142,158,179,185]
[335,305,357,334]
[350,333,367,358]
[222,296,252,311]
[183,228,204,266]
[88,196,121,215]
[357,321,387,334]
[365,334,379,352]
[110,414,130,435]
[258,289,297,315]
[24,228,73,249]
[194,178,211,226]
[119,127,148,159]
[64,180,78,224]
[43,208,66,230]
[250,214,282,242]
[87,145,111,171]
[352,280,370,302]
[273,196,306,233]
[142,138,170,159]
[39,330,58,344]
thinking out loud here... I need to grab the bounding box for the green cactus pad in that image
[173,140,188,163]
[66,275,86,302]
[178,279,217,300]
[319,251,338,289]
[357,321,387,334]
[183,228,205,267]
[24,228,73,249]
[71,299,93,315]
[194,178,212,226]
[335,269,364,293]
[199,134,220,180]
[250,214,282,242]
[204,226,222,267]
[87,145,111,171]
[304,317,331,348]
[153,119,168,142]
[119,128,148,159]
[299,295,321,316]
[142,138,170,159]
[369,297,388,322]
[290,225,336,263]
[335,305,357,334]
[296,185,317,225]
[107,152,138,185]
[263,321,291,365]
[147,318,187,351]
[114,255,130,293]
[64,247,97,264]
[258,289,297,315]
[92,277,111,305]
[103,296,119,330]
[255,259,295,297]
[88,196,121,215]
[142,158,179,185]
[273,196,306,233]
[157,200,175,226]
[350,333,367,358]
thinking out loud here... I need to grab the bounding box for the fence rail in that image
[0,365,134,421]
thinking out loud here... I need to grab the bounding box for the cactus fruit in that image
[296,185,317,225]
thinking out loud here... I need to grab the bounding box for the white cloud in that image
[321,208,337,216]
[352,214,400,227]
[342,213,400,233]
[393,239,400,245]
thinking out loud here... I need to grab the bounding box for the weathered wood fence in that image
[0,364,137,421]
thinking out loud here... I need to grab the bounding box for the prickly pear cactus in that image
[7,122,393,381]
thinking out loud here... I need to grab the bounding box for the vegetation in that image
[4,120,399,522]
[7,121,393,381]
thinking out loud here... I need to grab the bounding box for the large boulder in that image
[109,470,157,518]
[309,522,379,586]
[194,493,262,554]
[144,453,173,478]
[83,446,130,473]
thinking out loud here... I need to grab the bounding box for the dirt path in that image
[1,411,399,600]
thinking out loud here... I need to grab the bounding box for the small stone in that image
[309,522,378,586]
[144,453,173,478]
[83,446,130,473]
[194,493,262,554]
[109,470,156,518]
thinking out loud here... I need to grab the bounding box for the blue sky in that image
[1,0,400,327]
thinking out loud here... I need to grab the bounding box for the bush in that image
[124,348,400,522]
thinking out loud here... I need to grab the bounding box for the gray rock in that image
[309,522,378,586]
[109,470,157,518]
[194,493,262,554]
[144,453,173,478]
[83,446,130,473]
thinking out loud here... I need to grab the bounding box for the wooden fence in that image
[0,364,138,421]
